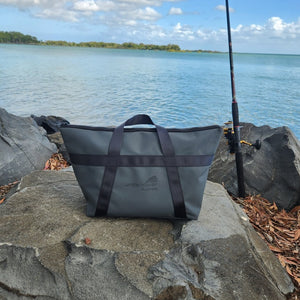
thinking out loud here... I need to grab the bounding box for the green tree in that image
[0,31,39,44]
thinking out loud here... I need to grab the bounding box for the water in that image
[0,44,299,139]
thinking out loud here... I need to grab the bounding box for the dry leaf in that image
[84,238,91,245]
[276,216,297,222]
[268,245,283,253]
[44,153,69,171]
[284,259,298,266]
[286,265,293,277]
[277,254,286,267]
[286,257,300,263]
[0,197,5,204]
[290,206,300,213]
[44,160,50,170]
[293,229,300,241]
[270,202,278,211]
[294,277,300,285]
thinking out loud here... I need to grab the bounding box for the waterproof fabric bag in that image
[60,114,222,220]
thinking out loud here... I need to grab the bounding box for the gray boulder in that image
[0,108,57,185]
[209,123,300,210]
[0,170,293,299]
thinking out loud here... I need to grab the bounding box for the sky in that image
[0,0,299,54]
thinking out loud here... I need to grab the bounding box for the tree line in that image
[0,31,181,51]
[40,40,181,51]
[0,31,220,53]
[0,31,38,44]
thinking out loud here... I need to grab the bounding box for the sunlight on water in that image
[0,45,299,138]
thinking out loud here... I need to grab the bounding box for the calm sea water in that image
[0,44,299,139]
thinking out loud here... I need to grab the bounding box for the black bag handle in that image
[124,114,154,126]
[109,114,175,157]
[96,114,187,218]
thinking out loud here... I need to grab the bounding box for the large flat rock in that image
[0,170,294,299]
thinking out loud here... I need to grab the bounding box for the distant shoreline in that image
[0,41,222,54]
[0,30,221,54]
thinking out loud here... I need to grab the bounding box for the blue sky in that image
[0,0,299,54]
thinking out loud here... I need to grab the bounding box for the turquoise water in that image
[0,44,299,138]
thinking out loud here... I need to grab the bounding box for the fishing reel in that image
[224,121,261,154]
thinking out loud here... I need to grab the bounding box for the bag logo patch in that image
[125,176,158,191]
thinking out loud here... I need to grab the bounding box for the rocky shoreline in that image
[0,107,299,299]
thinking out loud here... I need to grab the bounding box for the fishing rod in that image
[225,0,245,198]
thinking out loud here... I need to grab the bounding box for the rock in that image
[0,108,57,186]
[208,123,300,210]
[47,131,70,163]
[31,115,70,134]
[0,170,293,299]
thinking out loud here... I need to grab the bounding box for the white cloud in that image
[0,0,68,10]
[195,29,212,40]
[135,6,161,20]
[231,17,300,40]
[161,16,299,53]
[0,0,42,7]
[147,24,167,38]
[193,16,300,43]
[266,16,300,38]
[94,1,118,12]
[124,19,137,26]
[216,5,234,13]
[96,0,181,8]
[36,7,79,22]
[73,0,100,12]
[268,17,285,31]
[118,6,161,22]
[168,7,182,15]
[0,0,170,23]
[172,22,194,40]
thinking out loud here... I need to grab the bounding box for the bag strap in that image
[95,114,187,218]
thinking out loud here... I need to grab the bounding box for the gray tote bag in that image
[60,114,222,219]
